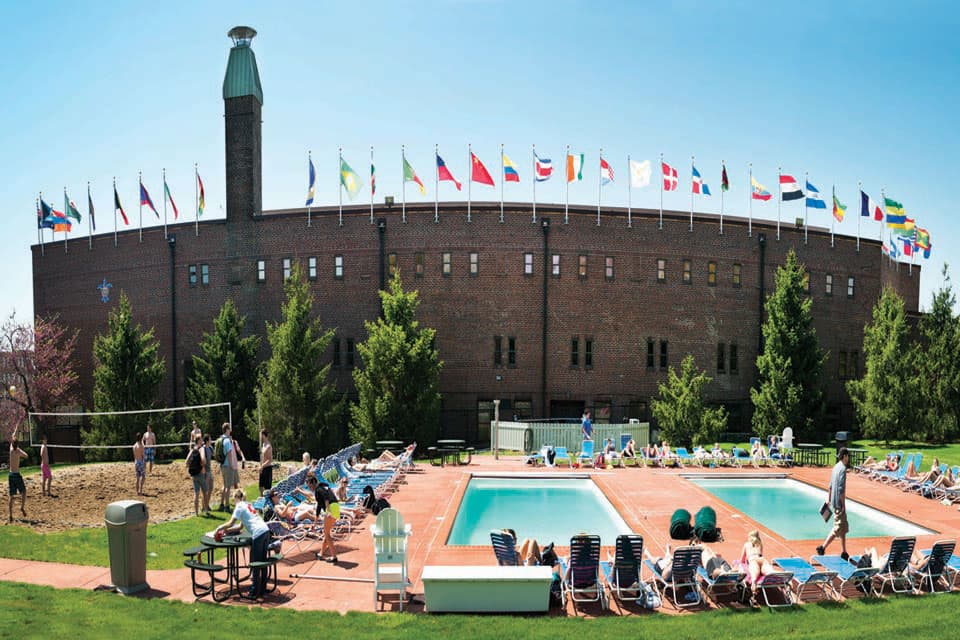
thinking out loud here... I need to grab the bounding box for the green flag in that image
[340,158,362,200]
[65,193,82,222]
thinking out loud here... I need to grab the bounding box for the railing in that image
[494,421,651,455]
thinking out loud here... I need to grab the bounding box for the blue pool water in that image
[689,477,932,540]
[446,476,632,546]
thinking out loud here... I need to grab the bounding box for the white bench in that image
[422,565,553,613]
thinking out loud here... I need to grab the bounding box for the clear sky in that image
[3,0,958,324]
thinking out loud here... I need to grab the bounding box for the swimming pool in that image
[688,477,933,540]
[446,475,632,546]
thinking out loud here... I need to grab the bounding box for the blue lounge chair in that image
[697,566,747,604]
[675,447,699,467]
[490,530,520,566]
[853,536,916,594]
[577,440,595,468]
[773,556,839,601]
[645,545,703,608]
[912,540,956,593]
[600,534,646,606]
[871,452,913,482]
[554,446,572,468]
[561,534,607,610]
[812,554,879,597]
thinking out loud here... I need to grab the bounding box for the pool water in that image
[689,477,933,540]
[446,476,632,546]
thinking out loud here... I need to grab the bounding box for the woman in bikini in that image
[740,530,776,593]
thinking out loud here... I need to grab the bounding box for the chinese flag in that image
[471,152,495,186]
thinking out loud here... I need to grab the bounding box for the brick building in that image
[31,28,921,444]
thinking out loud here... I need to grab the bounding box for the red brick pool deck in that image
[1,456,957,615]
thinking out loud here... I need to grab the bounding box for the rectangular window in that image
[682,259,692,284]
[524,252,534,276]
[308,257,317,280]
[282,257,292,281]
[334,255,343,279]
[839,351,848,379]
[494,336,502,366]
[729,343,739,374]
[332,339,341,367]
[585,338,593,368]
[414,252,424,277]
[847,276,855,298]
[646,338,655,369]
[442,252,452,276]
[825,273,833,296]
[717,343,726,373]
[507,337,517,367]
[551,254,560,277]
[201,263,209,285]
[659,339,668,370]
[657,258,666,283]
[469,252,479,276]
[850,351,859,378]
[803,272,810,293]
[188,264,197,286]
[733,263,742,288]
[571,337,579,367]
[346,339,355,367]
[388,253,398,276]
[256,259,266,282]
[605,256,614,280]
[707,261,717,286]
[578,254,588,279]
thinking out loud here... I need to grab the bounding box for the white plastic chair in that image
[372,508,412,610]
[781,427,794,450]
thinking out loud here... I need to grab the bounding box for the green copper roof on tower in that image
[223,26,263,105]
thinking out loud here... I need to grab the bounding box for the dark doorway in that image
[550,400,585,420]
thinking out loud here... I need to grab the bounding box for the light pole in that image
[493,399,500,461]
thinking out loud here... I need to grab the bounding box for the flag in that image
[661,161,678,191]
[832,191,847,222]
[898,216,916,237]
[197,172,205,217]
[751,175,772,201]
[566,153,584,182]
[691,165,710,195]
[721,164,729,191]
[88,189,96,231]
[42,200,70,232]
[371,163,376,196]
[65,193,82,222]
[600,157,614,186]
[164,180,179,219]
[884,196,906,229]
[629,159,651,188]
[471,152,495,186]
[502,152,520,183]
[436,154,462,190]
[38,199,56,230]
[403,157,426,195]
[114,186,129,225]
[305,158,316,206]
[915,227,931,251]
[140,181,159,218]
[535,154,553,181]
[899,235,913,256]
[860,190,883,220]
[888,233,900,259]
[780,174,803,201]
[805,181,826,209]
[340,158,363,200]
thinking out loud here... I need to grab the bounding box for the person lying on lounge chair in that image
[914,458,942,485]
[501,529,559,572]
[693,445,712,463]
[860,453,900,472]
[740,530,776,593]
[660,442,681,467]
[701,545,735,579]
[644,544,675,581]
[621,439,636,460]
[859,546,928,571]
[263,489,316,523]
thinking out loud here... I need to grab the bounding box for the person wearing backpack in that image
[216,423,239,512]
[186,435,206,516]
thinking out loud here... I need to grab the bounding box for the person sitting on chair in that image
[644,544,675,581]
[740,530,776,594]
[621,439,636,460]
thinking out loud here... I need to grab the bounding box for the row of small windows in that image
[188,264,210,286]
[571,336,594,368]
[716,343,740,375]
[331,338,355,368]
[255,257,346,283]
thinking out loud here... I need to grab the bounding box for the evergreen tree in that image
[751,249,825,441]
[185,299,260,453]
[350,272,443,449]
[85,293,166,460]
[913,265,960,442]
[248,266,343,457]
[847,287,915,443]
[651,354,727,446]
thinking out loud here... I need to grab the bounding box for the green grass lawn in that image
[0,581,956,639]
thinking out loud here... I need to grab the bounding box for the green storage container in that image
[105,500,149,595]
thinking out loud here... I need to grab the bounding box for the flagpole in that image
[401,145,406,224]
[162,168,168,240]
[565,144,570,225]
[690,155,695,232]
[307,151,313,228]
[194,164,199,237]
[338,147,343,226]
[881,188,888,263]
[856,180,862,253]
[467,143,473,223]
[830,184,836,248]
[658,153,664,230]
[434,144,439,224]
[532,144,537,223]
[36,196,44,256]
[138,171,143,243]
[87,182,92,250]
[370,146,375,224]
[62,187,68,252]
[748,163,753,238]
[720,161,724,235]
[804,171,809,244]
[597,147,602,226]
[500,143,505,224]
[776,167,782,241]
[113,178,118,247]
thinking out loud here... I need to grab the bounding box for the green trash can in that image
[105,500,149,595]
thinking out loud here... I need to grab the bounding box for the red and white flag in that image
[600,157,614,185]
[662,161,678,191]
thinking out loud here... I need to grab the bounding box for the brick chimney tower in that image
[223,26,263,221]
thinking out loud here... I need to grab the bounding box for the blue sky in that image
[3,0,958,323]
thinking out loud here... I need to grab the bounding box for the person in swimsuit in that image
[740,530,775,593]
[40,435,53,497]
[132,433,145,496]
[258,430,273,495]
[142,423,156,474]
[308,475,340,563]
[8,436,28,522]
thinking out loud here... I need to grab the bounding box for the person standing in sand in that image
[133,433,146,496]
[40,435,53,497]
[142,423,157,475]
[8,435,28,522]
